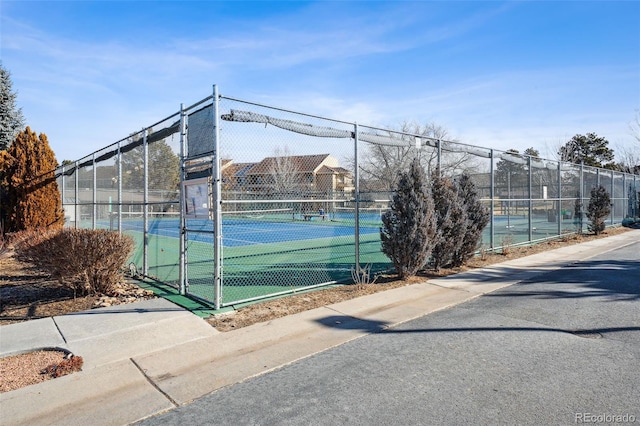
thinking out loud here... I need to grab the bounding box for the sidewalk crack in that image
[130,358,179,407]
[51,317,68,344]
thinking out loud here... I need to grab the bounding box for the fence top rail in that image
[221,198,354,204]
[50,88,640,183]
[220,94,462,149]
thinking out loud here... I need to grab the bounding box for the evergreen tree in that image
[0,127,64,232]
[495,149,528,197]
[586,185,611,235]
[0,63,25,151]
[451,173,490,267]
[559,133,615,169]
[573,191,584,234]
[430,172,466,271]
[121,139,179,192]
[380,159,436,279]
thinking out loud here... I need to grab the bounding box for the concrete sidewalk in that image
[1,230,638,426]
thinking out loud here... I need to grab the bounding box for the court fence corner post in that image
[489,149,495,250]
[179,103,187,295]
[353,122,360,273]
[212,84,222,310]
[143,129,149,277]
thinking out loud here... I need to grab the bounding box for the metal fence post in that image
[633,175,640,217]
[92,153,97,229]
[60,165,66,226]
[354,123,360,271]
[74,161,79,228]
[579,162,584,233]
[179,104,187,295]
[610,169,615,225]
[143,129,149,276]
[557,161,562,235]
[490,150,495,249]
[117,141,122,233]
[437,139,442,177]
[622,173,628,219]
[212,85,222,310]
[528,155,532,243]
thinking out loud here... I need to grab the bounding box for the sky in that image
[1,1,639,164]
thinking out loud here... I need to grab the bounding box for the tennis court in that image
[490,214,583,244]
[111,209,388,305]
[57,88,639,309]
[110,209,381,245]
[108,206,585,305]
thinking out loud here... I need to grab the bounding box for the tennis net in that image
[109,208,296,231]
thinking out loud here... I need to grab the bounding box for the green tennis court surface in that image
[124,225,389,306]
[121,211,585,307]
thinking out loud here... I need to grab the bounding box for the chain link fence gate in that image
[56,85,640,310]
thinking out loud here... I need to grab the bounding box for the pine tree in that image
[380,159,437,279]
[0,127,64,232]
[559,133,615,169]
[0,63,25,151]
[451,173,490,267]
[430,172,467,271]
[586,185,611,235]
[121,139,179,192]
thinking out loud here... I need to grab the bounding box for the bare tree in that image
[358,143,416,192]
[269,146,302,195]
[617,111,640,174]
[614,144,640,174]
[631,110,640,144]
[356,121,480,192]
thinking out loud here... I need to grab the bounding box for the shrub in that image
[430,172,466,270]
[14,228,134,296]
[501,234,514,255]
[573,192,584,234]
[351,263,376,288]
[586,185,611,235]
[380,159,437,279]
[41,355,84,378]
[450,173,490,267]
[0,127,63,232]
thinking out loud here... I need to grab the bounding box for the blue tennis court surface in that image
[220,222,380,247]
[111,217,381,247]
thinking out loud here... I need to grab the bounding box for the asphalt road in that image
[136,241,640,426]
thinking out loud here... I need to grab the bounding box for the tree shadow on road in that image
[483,259,640,301]
[315,314,640,338]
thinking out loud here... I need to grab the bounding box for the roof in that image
[223,162,255,177]
[317,165,352,175]
[245,154,334,175]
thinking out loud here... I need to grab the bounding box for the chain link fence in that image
[55,86,640,309]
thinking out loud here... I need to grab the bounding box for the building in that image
[222,154,354,195]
